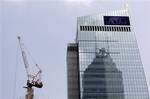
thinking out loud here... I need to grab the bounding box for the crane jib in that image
[22,51,29,69]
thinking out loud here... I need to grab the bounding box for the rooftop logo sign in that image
[104,16,130,26]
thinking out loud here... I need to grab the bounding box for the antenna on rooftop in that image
[122,0,129,11]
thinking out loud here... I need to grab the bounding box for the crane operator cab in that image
[27,68,43,88]
[27,80,43,88]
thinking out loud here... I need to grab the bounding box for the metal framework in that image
[18,36,43,99]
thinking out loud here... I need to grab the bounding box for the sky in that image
[1,0,150,99]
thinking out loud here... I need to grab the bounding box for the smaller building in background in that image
[67,43,80,99]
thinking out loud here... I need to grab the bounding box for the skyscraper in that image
[67,8,149,99]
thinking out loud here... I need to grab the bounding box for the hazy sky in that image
[1,0,150,99]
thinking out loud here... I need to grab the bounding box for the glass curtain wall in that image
[76,9,149,99]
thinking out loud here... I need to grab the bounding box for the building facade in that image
[67,8,149,99]
[67,43,80,99]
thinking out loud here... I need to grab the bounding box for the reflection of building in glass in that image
[67,7,149,99]
[82,48,124,99]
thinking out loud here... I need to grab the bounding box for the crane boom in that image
[18,36,30,80]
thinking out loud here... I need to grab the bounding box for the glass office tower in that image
[67,8,149,99]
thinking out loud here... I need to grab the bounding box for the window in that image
[97,26,99,31]
[80,25,131,32]
[85,26,87,31]
[80,26,83,31]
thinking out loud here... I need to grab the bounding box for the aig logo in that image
[104,16,130,25]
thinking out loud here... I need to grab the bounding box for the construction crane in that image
[17,36,43,99]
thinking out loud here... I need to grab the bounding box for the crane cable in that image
[13,40,19,99]
[23,40,42,82]
[24,44,41,71]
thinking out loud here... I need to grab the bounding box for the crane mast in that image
[17,36,43,99]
